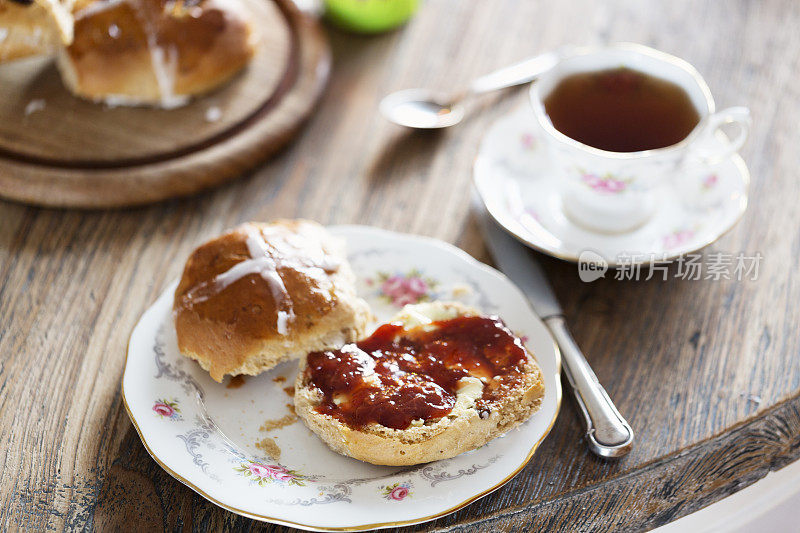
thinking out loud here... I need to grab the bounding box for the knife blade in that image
[476,205,634,458]
[479,211,562,320]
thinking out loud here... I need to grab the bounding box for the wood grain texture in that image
[0,0,330,208]
[1,0,799,531]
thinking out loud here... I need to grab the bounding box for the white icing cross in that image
[181,224,343,336]
[212,226,296,335]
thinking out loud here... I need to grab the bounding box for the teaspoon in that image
[380,50,562,129]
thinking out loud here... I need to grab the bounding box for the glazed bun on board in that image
[57,0,258,107]
[0,0,74,62]
[295,302,545,466]
[174,220,371,382]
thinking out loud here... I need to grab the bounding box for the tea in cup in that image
[530,43,750,233]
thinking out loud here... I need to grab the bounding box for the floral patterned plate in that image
[123,226,562,531]
[474,108,750,266]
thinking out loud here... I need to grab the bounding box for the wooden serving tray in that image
[0,0,330,208]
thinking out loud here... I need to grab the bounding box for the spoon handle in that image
[468,49,565,96]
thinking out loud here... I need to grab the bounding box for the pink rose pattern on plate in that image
[381,481,412,501]
[152,399,181,420]
[662,228,695,250]
[235,461,307,487]
[370,269,438,307]
[523,207,541,222]
[701,173,719,191]
[581,172,629,194]
[520,132,536,151]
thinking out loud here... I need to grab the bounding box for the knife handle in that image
[545,316,634,458]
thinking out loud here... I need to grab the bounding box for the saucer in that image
[473,108,750,265]
[123,226,561,531]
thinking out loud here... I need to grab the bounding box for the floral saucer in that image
[123,226,561,531]
[473,108,750,265]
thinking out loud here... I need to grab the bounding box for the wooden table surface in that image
[2,0,799,531]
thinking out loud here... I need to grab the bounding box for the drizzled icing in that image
[215,226,295,335]
[180,224,342,336]
[74,0,125,19]
[145,33,188,109]
[73,0,190,108]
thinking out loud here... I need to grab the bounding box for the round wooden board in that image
[0,0,330,208]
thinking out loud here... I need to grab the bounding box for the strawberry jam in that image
[304,316,530,430]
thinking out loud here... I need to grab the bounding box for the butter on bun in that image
[295,302,545,466]
[57,0,258,107]
[174,220,371,383]
[0,0,74,62]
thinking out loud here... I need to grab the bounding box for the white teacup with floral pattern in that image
[530,43,751,234]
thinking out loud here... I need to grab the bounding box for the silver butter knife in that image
[478,210,634,458]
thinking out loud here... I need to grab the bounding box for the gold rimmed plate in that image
[123,226,561,531]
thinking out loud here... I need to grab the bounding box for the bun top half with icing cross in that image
[174,220,371,382]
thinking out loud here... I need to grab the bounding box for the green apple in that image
[325,0,420,34]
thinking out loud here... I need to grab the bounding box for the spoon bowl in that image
[379,89,465,129]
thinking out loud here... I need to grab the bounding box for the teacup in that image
[529,43,751,234]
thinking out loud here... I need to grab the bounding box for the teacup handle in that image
[690,106,751,164]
